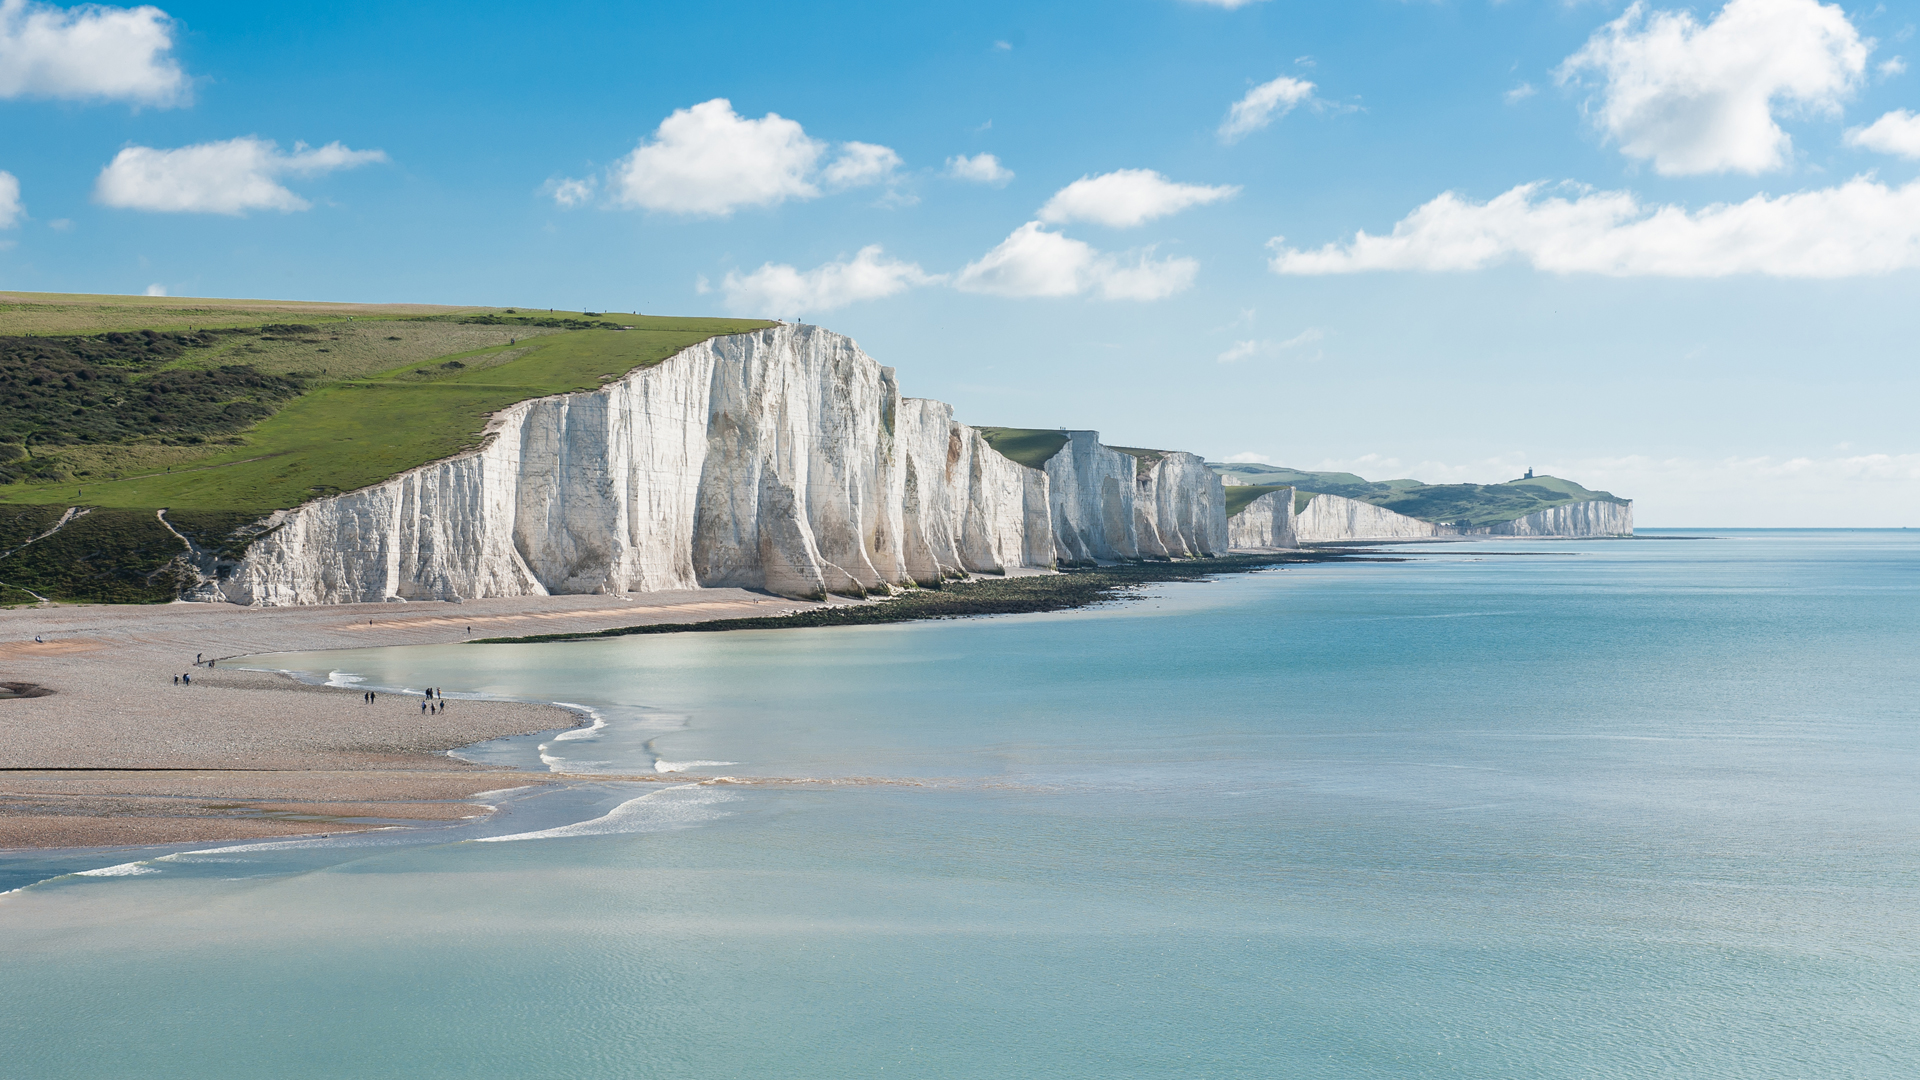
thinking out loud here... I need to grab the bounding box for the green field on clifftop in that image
[0,292,770,602]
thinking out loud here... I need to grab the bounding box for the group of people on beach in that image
[353,687,448,712]
[172,652,217,685]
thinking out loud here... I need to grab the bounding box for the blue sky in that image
[2,0,1918,525]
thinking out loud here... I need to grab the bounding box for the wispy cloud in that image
[1269,177,1920,278]
[1219,75,1316,143]
[94,137,387,214]
[1037,169,1238,228]
[720,245,941,318]
[955,222,1197,300]
[946,152,1014,186]
[0,170,20,228]
[1217,327,1324,363]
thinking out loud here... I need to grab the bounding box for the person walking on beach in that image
[173,675,179,686]
[421,699,428,714]
[196,653,202,665]
[182,673,190,686]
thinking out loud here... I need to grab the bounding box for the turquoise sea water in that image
[3,531,1917,1078]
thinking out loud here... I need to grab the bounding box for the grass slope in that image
[0,314,769,512]
[1223,484,1289,517]
[0,294,771,601]
[1209,462,1627,528]
[974,427,1070,470]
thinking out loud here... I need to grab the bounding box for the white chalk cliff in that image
[1043,434,1228,563]
[1226,488,1297,550]
[1476,500,1634,537]
[1232,490,1632,545]
[217,325,1225,606]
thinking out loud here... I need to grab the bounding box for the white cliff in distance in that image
[1227,490,1632,546]
[1226,488,1297,550]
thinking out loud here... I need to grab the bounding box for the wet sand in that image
[0,590,823,849]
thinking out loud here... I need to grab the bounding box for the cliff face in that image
[1133,452,1229,558]
[1227,488,1296,549]
[221,326,1058,605]
[1291,493,1441,543]
[1039,434,1226,561]
[1475,500,1633,537]
[1267,491,1633,543]
[1043,431,1138,562]
[220,326,1235,606]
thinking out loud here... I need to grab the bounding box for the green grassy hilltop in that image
[1208,462,1627,528]
[0,292,769,603]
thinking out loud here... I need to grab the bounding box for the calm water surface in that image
[2,531,1916,1078]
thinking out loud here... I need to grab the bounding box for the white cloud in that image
[1219,75,1316,143]
[1182,0,1270,8]
[1557,0,1869,175]
[822,141,901,187]
[1845,109,1920,157]
[143,282,165,296]
[720,245,939,318]
[606,98,902,217]
[546,176,596,207]
[955,221,1197,300]
[946,152,1013,185]
[1037,169,1238,228]
[1881,56,1908,77]
[93,137,387,215]
[1269,176,1920,278]
[0,0,185,105]
[1220,451,1273,464]
[1217,328,1324,363]
[0,170,20,228]
[1505,82,1538,104]
[610,99,821,215]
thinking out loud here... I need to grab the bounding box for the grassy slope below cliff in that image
[0,293,770,602]
[1209,462,1627,528]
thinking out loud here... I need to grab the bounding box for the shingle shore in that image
[0,589,821,849]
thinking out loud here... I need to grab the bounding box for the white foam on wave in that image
[167,827,407,858]
[549,705,607,742]
[75,861,159,877]
[538,746,616,772]
[324,670,367,688]
[473,784,734,843]
[654,759,738,773]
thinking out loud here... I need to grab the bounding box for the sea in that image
[2,530,1916,1079]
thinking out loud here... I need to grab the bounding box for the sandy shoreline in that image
[0,589,824,850]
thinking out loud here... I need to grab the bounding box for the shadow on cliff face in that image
[475,551,1389,644]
